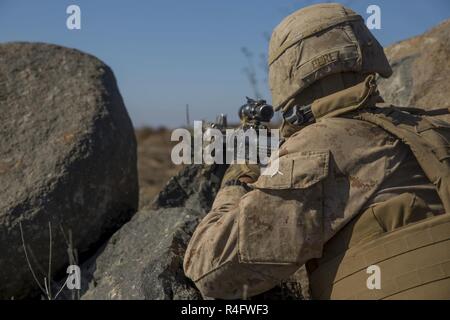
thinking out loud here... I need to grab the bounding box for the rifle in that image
[204,97,276,165]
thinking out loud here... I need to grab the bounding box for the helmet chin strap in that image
[279,72,367,113]
[280,72,356,128]
[281,74,380,128]
[282,104,314,126]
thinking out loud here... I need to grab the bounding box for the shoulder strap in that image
[354,106,450,213]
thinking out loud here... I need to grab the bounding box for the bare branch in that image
[47,221,53,299]
[19,222,47,296]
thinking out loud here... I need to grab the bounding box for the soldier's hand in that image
[221,163,260,188]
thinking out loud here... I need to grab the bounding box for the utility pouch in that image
[308,193,450,299]
[238,151,329,265]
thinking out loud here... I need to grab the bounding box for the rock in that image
[378,19,450,120]
[0,42,138,299]
[81,164,226,299]
[152,164,225,212]
[81,207,203,300]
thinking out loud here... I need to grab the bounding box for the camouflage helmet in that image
[268,3,392,111]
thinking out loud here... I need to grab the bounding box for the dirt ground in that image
[135,127,182,209]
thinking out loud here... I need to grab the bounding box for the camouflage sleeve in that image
[183,151,329,299]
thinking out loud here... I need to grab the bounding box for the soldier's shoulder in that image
[289,116,376,140]
[283,117,390,152]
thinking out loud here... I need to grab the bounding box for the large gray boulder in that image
[0,42,138,299]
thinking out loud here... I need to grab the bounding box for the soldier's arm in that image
[183,151,328,299]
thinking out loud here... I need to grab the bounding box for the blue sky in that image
[1,0,449,127]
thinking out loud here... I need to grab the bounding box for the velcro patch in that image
[311,51,339,69]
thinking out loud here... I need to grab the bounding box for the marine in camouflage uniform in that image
[184,3,450,299]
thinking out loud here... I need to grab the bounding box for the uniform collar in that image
[311,74,383,120]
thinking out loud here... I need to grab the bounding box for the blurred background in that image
[1,0,449,128]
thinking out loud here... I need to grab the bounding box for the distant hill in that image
[378,18,450,120]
